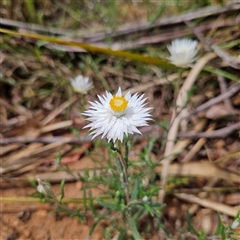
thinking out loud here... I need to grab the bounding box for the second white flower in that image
[167,38,199,67]
[70,75,92,94]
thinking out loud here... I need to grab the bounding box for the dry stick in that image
[181,123,216,163]
[188,179,219,216]
[164,119,207,163]
[41,120,73,133]
[158,53,217,203]
[178,123,240,139]
[174,193,238,217]
[41,95,78,126]
[218,75,231,106]
[182,82,240,120]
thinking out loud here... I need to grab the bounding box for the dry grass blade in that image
[1,141,66,174]
[41,96,78,126]
[41,120,73,133]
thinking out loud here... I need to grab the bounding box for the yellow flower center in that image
[109,96,128,112]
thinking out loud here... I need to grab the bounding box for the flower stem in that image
[117,140,130,205]
[174,68,184,100]
[80,94,86,111]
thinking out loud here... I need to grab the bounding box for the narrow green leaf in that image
[128,217,143,240]
[148,3,166,24]
[93,167,97,180]
[59,179,65,203]
[143,203,154,217]
[83,186,87,212]
[117,228,127,240]
[186,210,200,237]
[131,178,140,201]
[24,0,36,22]
[124,135,130,166]
[148,201,165,209]
[204,66,240,82]
[89,218,101,236]
[88,191,98,216]
[215,213,222,235]
[219,39,240,49]
[95,198,119,211]
[55,151,62,165]
[133,206,147,220]
[220,225,226,240]
[84,168,89,179]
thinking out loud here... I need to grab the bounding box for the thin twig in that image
[217,75,234,108]
[178,123,240,139]
[41,95,78,126]
[182,83,240,120]
[181,123,216,163]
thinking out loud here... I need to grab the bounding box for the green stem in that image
[80,94,86,111]
[117,140,130,205]
[174,68,184,100]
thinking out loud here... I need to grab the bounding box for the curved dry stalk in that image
[158,52,217,203]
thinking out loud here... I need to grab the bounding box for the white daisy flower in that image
[70,75,92,94]
[167,38,199,68]
[83,87,152,142]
